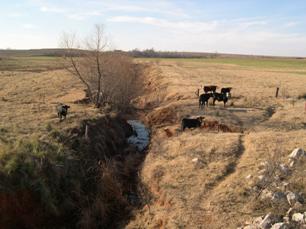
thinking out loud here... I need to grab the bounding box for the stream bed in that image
[127,120,150,151]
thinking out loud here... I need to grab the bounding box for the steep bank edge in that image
[0,114,147,228]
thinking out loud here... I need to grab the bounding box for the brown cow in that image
[203,85,217,93]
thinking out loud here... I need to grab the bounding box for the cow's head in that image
[226,92,231,99]
[197,116,205,123]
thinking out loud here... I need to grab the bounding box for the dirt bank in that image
[0,114,147,228]
[127,60,306,228]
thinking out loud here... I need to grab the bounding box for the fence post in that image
[275,87,279,98]
[195,89,199,97]
[85,124,89,141]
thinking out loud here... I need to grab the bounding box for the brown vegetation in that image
[128,58,306,228]
[61,25,140,111]
[0,53,145,228]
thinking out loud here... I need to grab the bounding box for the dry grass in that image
[128,58,306,228]
[1,56,305,228]
[128,130,241,228]
[0,69,100,144]
[0,56,142,228]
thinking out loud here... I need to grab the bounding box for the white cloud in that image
[109,16,306,56]
[38,3,103,20]
[92,0,189,17]
[4,0,306,56]
[67,11,102,21]
[7,12,24,18]
[22,24,37,29]
[108,16,219,32]
[35,0,188,20]
[284,21,299,28]
[40,6,65,13]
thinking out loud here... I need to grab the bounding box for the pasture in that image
[128,57,306,228]
[0,54,306,228]
[139,57,306,70]
[0,54,136,228]
[0,56,99,144]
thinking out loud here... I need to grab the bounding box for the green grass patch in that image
[0,56,62,72]
[139,57,306,69]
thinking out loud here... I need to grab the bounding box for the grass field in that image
[0,56,62,72]
[139,57,306,70]
[0,55,306,228]
[128,57,306,228]
[0,54,137,228]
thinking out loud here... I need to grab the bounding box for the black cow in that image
[221,87,232,98]
[199,93,213,109]
[212,92,229,107]
[181,116,204,131]
[221,87,232,94]
[56,104,70,121]
[203,85,217,94]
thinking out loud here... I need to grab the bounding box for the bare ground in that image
[128,59,306,228]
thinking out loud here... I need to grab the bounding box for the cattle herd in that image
[199,85,232,109]
[56,85,232,133]
[182,85,233,131]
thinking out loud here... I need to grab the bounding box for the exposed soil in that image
[126,60,306,229]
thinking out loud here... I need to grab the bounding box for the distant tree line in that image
[128,48,219,59]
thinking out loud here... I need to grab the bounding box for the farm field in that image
[0,55,131,228]
[2,0,306,228]
[128,58,306,228]
[139,57,306,71]
[0,56,62,72]
[0,55,306,228]
[0,58,98,143]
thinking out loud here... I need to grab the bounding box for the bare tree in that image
[60,24,139,110]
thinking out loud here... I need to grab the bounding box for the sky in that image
[1,0,306,56]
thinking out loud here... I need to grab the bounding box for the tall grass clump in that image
[0,138,80,228]
[298,92,306,100]
[0,116,144,228]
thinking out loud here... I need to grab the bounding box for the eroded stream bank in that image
[66,115,152,228]
[0,114,151,228]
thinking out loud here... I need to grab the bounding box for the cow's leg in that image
[181,123,185,131]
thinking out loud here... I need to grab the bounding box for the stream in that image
[127,120,150,151]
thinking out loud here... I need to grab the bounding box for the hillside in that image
[0,56,145,228]
[128,58,306,228]
[0,55,306,228]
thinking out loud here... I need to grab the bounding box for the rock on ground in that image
[291,212,304,223]
[271,222,290,229]
[259,213,280,229]
[288,148,305,160]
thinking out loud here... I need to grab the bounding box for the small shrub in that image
[0,127,8,134]
[298,92,306,100]
[46,123,53,132]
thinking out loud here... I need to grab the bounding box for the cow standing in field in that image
[181,116,204,131]
[221,87,232,98]
[212,92,229,107]
[199,93,213,109]
[56,104,70,121]
[203,85,217,94]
